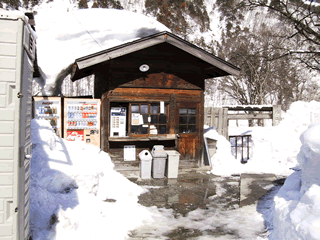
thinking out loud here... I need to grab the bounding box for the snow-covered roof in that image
[0,9,28,22]
[34,8,170,87]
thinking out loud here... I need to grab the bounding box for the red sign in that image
[66,130,84,141]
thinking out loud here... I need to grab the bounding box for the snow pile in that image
[30,119,153,239]
[204,129,244,176]
[33,5,170,91]
[271,123,320,240]
[209,101,320,176]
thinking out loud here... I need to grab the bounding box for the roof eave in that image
[71,31,241,80]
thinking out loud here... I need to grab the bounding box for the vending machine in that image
[110,107,127,137]
[64,98,101,147]
[33,97,62,137]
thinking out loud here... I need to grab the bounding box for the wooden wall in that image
[96,72,204,166]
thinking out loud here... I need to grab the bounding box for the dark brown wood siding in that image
[98,72,204,165]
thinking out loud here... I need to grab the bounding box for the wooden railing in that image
[204,105,281,139]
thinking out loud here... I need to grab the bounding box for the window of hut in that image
[129,103,167,136]
[179,108,196,133]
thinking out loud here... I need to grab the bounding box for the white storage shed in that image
[0,10,36,240]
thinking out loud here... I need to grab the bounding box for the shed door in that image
[18,49,33,240]
[177,103,199,160]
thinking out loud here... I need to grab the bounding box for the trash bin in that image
[151,145,167,179]
[165,150,180,178]
[139,150,152,179]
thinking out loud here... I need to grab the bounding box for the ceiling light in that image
[139,64,149,72]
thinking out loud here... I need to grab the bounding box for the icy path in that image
[127,173,282,239]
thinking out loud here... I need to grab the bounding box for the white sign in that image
[132,113,140,125]
[124,145,136,161]
[160,101,165,114]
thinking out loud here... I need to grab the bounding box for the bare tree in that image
[213,9,313,110]
[217,0,320,71]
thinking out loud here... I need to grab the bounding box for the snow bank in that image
[30,119,153,239]
[204,129,244,176]
[271,123,320,240]
[33,5,170,91]
[209,101,320,176]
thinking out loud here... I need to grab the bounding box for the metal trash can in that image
[151,145,167,179]
[165,150,180,178]
[139,150,152,179]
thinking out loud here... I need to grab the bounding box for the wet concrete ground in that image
[127,171,285,239]
[131,172,240,217]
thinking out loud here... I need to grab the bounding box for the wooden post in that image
[247,135,250,160]
[272,105,281,126]
[222,107,228,139]
[235,137,238,160]
[241,136,244,161]
[210,107,214,127]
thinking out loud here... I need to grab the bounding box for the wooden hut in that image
[70,31,240,170]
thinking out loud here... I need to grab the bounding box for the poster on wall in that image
[124,145,136,161]
[33,97,62,137]
[66,130,84,141]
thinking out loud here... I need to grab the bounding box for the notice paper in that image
[132,113,140,125]
[139,114,144,125]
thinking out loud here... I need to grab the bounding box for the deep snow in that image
[16,1,320,238]
[30,119,274,239]
[270,123,320,240]
[29,101,320,239]
[30,119,155,239]
[205,101,320,240]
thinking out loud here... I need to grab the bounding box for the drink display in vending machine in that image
[64,98,101,148]
[33,97,62,137]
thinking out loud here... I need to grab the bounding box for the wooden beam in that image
[228,113,272,120]
[225,106,273,111]
[77,36,165,70]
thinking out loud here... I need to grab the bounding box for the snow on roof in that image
[34,8,170,86]
[0,9,28,22]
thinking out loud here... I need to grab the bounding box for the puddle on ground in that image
[129,172,240,217]
[127,173,283,239]
[128,173,241,239]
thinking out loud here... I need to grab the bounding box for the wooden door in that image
[177,103,199,159]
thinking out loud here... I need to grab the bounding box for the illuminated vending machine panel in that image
[33,97,62,137]
[110,107,127,137]
[64,98,101,147]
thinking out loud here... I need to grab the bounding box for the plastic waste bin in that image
[139,150,152,179]
[165,150,180,178]
[151,145,167,179]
